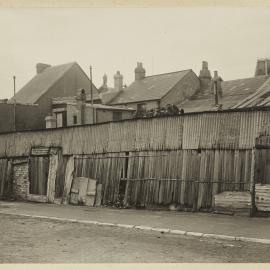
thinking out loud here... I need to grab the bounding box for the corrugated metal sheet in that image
[1,110,270,157]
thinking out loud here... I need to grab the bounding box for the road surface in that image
[0,213,269,263]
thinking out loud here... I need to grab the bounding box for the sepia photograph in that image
[0,1,270,264]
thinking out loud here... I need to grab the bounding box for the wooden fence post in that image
[62,156,74,204]
[250,148,256,217]
[47,149,59,203]
[192,181,198,211]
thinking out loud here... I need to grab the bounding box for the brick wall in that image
[0,103,43,133]
[13,159,29,200]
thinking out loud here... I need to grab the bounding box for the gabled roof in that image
[9,62,76,104]
[109,70,191,105]
[179,75,270,112]
[101,90,122,105]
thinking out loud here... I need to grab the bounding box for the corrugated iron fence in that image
[1,109,270,209]
[1,110,270,157]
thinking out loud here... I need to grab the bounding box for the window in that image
[73,115,78,125]
[113,111,122,121]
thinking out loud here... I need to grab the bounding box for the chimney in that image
[135,62,146,81]
[114,71,123,91]
[103,73,108,87]
[255,58,270,76]
[213,70,223,106]
[36,63,51,74]
[199,61,212,90]
[76,88,86,124]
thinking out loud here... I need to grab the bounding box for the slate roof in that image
[179,75,270,112]
[9,62,76,104]
[109,70,191,105]
[232,76,270,108]
[101,91,122,105]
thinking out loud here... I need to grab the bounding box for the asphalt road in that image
[0,214,270,263]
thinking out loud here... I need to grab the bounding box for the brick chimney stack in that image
[114,71,123,91]
[36,63,51,74]
[255,59,270,76]
[103,73,108,87]
[135,62,146,81]
[199,61,212,90]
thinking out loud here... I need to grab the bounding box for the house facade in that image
[9,62,100,130]
[178,59,270,112]
[46,89,135,128]
[101,63,201,112]
[101,59,270,115]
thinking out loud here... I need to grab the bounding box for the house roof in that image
[108,70,191,105]
[179,75,270,112]
[101,90,122,105]
[232,75,270,108]
[9,62,76,104]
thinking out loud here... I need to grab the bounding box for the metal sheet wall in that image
[0,110,270,158]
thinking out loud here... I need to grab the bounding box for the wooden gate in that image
[254,148,270,212]
[54,155,68,199]
[29,156,49,195]
[0,159,12,199]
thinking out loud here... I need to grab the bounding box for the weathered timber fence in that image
[0,158,12,199]
[74,149,252,209]
[0,108,270,210]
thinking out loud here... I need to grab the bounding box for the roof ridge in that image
[222,75,270,84]
[10,62,77,103]
[144,69,192,78]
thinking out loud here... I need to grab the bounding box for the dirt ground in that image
[0,214,270,263]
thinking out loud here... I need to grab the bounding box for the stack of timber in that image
[214,191,251,215]
[255,184,270,212]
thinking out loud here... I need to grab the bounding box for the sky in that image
[0,7,270,99]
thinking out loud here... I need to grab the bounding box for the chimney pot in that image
[76,88,86,102]
[199,61,212,90]
[103,73,108,87]
[213,70,219,81]
[114,71,123,91]
[36,63,51,74]
[135,62,146,81]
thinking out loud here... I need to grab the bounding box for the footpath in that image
[0,200,270,244]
